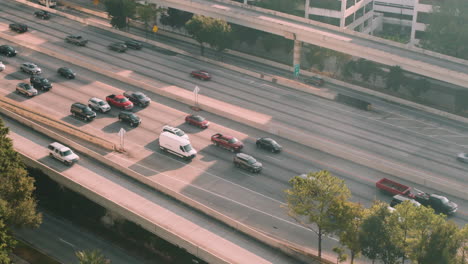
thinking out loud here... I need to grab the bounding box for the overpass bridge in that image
[154,0,468,89]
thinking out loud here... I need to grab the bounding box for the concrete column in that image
[244,0,247,4]
[305,0,310,19]
[293,40,302,76]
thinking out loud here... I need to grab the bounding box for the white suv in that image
[48,142,79,166]
[162,125,189,139]
[88,97,111,113]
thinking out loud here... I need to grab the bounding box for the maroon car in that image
[185,114,209,128]
[190,70,211,80]
[211,133,243,152]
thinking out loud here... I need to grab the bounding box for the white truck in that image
[38,0,57,7]
[48,142,79,166]
[159,132,196,160]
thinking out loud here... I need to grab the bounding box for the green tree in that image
[186,15,232,55]
[457,225,468,264]
[386,65,405,92]
[419,0,468,60]
[403,205,446,264]
[409,78,430,99]
[253,0,303,15]
[103,0,136,30]
[160,8,193,29]
[0,119,41,229]
[0,219,16,264]
[418,221,461,264]
[332,200,364,264]
[285,170,351,259]
[360,202,401,264]
[136,5,163,37]
[76,249,111,264]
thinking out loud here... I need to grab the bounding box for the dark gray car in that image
[108,42,128,52]
[123,91,151,107]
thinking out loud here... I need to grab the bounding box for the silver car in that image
[88,97,111,113]
[16,83,38,97]
[457,153,468,163]
[20,62,41,74]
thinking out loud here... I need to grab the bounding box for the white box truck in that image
[159,132,197,160]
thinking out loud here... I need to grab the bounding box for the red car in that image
[185,114,209,128]
[211,133,243,152]
[106,94,134,110]
[190,70,211,80]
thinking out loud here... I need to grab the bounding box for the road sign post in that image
[118,128,126,151]
[293,64,300,78]
[193,86,200,110]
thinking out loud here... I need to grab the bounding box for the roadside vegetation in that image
[286,170,468,264]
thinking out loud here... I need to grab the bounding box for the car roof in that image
[236,153,252,159]
[49,142,71,152]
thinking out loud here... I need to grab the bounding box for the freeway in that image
[153,0,468,89]
[3,115,303,264]
[5,0,467,192]
[1,1,467,261]
[14,211,150,264]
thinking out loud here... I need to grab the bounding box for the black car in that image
[9,23,28,33]
[108,42,127,53]
[118,111,141,127]
[0,45,17,57]
[123,91,151,107]
[256,137,282,153]
[57,67,75,79]
[30,76,52,91]
[70,103,96,122]
[233,153,262,173]
[34,10,51,19]
[304,76,325,87]
[124,40,142,50]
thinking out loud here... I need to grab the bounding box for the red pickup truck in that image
[106,94,133,110]
[376,178,458,215]
[211,133,243,152]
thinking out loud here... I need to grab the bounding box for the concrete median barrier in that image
[0,97,115,150]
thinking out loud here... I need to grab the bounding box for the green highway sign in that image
[294,64,300,77]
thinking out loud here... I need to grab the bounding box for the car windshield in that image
[63,150,72,156]
[135,94,146,99]
[228,138,238,144]
[24,84,33,90]
[175,130,185,136]
[98,101,107,106]
[193,115,204,122]
[438,196,450,205]
[119,98,129,103]
[41,79,49,84]
[129,113,138,119]
[247,157,257,165]
[182,144,193,152]
[84,107,93,112]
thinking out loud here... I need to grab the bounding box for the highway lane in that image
[4,0,465,190]
[14,211,151,264]
[3,114,305,264]
[0,36,466,236]
[2,0,468,216]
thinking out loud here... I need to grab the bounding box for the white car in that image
[20,62,41,74]
[457,153,468,163]
[0,61,5,71]
[88,97,111,113]
[48,142,79,166]
[162,125,189,140]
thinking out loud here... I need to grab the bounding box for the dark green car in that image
[118,111,141,127]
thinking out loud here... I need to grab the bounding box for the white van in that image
[159,132,196,160]
[38,0,57,7]
[48,142,79,166]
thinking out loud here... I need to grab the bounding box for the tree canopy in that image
[76,249,111,264]
[420,0,468,60]
[160,8,193,29]
[286,170,350,259]
[0,118,41,262]
[103,0,136,30]
[186,15,232,55]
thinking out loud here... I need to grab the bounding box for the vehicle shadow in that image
[101,120,136,133]
[37,156,71,173]
[5,91,30,102]
[61,115,88,127]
